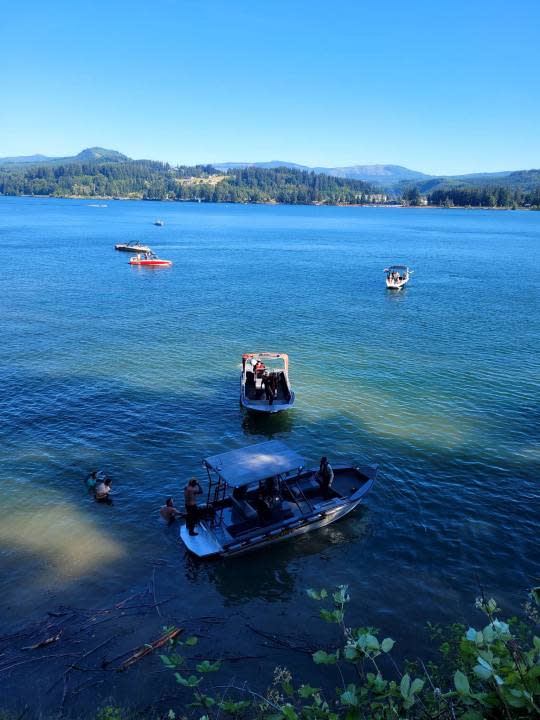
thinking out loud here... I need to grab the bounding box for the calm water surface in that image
[1,197,539,714]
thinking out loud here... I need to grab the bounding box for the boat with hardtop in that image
[180,440,378,559]
[240,352,295,413]
[384,264,412,289]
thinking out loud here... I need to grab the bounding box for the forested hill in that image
[0,158,378,205]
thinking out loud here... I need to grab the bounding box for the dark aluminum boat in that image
[180,440,378,559]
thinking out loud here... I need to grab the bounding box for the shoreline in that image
[0,193,534,211]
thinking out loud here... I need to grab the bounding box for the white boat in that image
[115,242,151,253]
[180,440,378,559]
[240,352,295,414]
[385,264,412,289]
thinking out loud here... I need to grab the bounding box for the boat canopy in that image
[384,264,410,271]
[242,352,289,371]
[203,440,304,487]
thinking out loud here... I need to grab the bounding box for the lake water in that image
[1,197,539,715]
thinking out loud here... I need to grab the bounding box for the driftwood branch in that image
[117,627,182,672]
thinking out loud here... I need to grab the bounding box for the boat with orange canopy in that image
[240,352,295,413]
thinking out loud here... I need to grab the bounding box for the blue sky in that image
[1,0,539,174]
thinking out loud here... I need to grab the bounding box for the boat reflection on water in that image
[385,285,408,303]
[182,505,372,605]
[241,407,294,436]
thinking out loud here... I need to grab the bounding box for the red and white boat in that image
[129,251,172,267]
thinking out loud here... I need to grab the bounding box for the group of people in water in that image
[85,470,113,503]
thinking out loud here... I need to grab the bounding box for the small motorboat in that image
[154,220,164,226]
[179,440,378,559]
[129,251,172,267]
[115,242,151,253]
[384,264,412,289]
[240,352,295,413]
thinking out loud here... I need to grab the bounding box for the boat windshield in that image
[203,440,304,487]
[385,265,409,273]
[243,353,288,373]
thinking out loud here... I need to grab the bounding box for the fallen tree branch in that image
[22,630,63,650]
[117,628,182,672]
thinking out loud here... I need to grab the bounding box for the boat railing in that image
[282,473,313,513]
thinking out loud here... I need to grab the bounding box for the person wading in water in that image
[184,478,203,536]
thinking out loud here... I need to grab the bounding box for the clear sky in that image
[1,0,539,174]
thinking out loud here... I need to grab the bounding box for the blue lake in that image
[0,196,539,713]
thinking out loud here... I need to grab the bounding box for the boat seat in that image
[230,496,258,521]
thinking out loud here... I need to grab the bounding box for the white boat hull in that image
[386,278,409,289]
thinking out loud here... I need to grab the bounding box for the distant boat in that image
[115,242,151,253]
[129,251,172,267]
[384,264,412,289]
[154,220,164,226]
[88,203,108,208]
[240,352,295,413]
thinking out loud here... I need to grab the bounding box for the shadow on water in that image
[384,286,409,303]
[183,504,372,606]
[241,407,295,437]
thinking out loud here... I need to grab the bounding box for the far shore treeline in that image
[1,155,540,208]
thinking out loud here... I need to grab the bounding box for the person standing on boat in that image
[184,478,203,536]
[316,456,334,499]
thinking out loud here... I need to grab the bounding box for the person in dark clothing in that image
[184,478,203,536]
[316,456,334,499]
[263,373,274,405]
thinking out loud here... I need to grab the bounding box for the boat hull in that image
[240,395,295,414]
[386,278,408,289]
[129,259,172,266]
[115,244,151,253]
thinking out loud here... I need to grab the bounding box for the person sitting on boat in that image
[95,477,112,503]
[254,359,266,377]
[255,488,272,524]
[160,497,183,525]
[315,456,334,499]
[184,478,203,536]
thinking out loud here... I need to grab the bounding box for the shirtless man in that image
[184,478,203,536]
[160,497,183,524]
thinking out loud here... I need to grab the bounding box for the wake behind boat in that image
[115,242,151,253]
[240,352,295,413]
[180,440,378,559]
[129,251,172,267]
[385,264,412,289]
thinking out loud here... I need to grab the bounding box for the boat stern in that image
[180,522,223,558]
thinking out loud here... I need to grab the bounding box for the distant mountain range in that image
[1,148,539,193]
[213,161,429,186]
[0,147,130,165]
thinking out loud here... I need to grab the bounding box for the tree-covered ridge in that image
[401,184,540,208]
[0,159,377,205]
